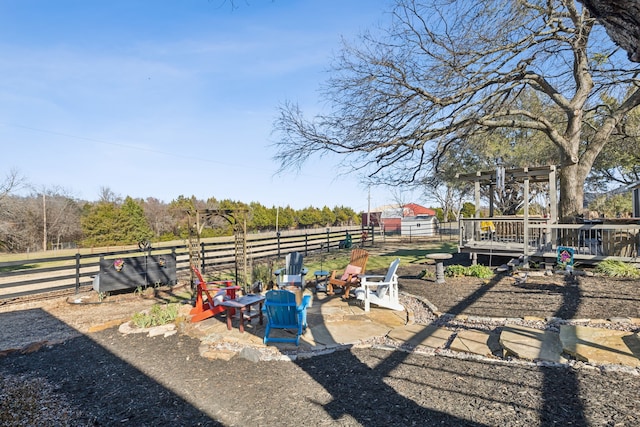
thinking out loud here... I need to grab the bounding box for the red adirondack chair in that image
[190,265,240,323]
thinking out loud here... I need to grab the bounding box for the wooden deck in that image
[459,218,640,263]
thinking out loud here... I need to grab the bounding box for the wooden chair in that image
[326,248,369,298]
[354,258,404,312]
[274,251,308,289]
[189,265,240,323]
[263,289,311,346]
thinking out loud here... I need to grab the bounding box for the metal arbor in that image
[186,208,249,292]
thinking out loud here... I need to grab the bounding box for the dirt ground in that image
[1,247,640,426]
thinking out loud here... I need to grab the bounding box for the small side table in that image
[426,253,453,284]
[220,294,266,333]
[314,270,329,292]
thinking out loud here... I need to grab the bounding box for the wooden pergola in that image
[457,165,558,220]
[456,165,558,264]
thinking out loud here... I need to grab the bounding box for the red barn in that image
[403,203,436,217]
[368,203,436,234]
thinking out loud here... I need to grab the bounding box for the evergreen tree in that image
[320,206,336,227]
[120,197,154,244]
[80,201,121,246]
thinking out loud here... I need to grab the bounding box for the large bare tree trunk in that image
[579,0,640,62]
[558,163,587,221]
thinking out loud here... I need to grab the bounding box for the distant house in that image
[365,203,437,234]
[401,214,439,237]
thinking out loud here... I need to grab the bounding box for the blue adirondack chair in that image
[274,251,308,288]
[263,289,311,346]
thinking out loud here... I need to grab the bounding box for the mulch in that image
[2,329,639,426]
[1,250,640,426]
[398,253,640,320]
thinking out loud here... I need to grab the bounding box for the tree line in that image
[0,180,361,253]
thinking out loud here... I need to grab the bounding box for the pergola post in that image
[548,166,558,248]
[472,171,481,265]
[523,168,530,267]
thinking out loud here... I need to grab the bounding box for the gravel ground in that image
[1,250,640,426]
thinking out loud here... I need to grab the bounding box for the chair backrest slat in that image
[286,252,304,275]
[384,258,400,283]
[350,249,369,271]
[265,290,298,325]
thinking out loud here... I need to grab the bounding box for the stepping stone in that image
[388,324,452,349]
[500,324,566,363]
[560,325,640,367]
[312,320,391,346]
[366,308,407,328]
[450,329,497,357]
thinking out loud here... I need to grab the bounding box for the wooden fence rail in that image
[0,226,369,301]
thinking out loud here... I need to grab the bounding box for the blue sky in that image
[0,0,419,212]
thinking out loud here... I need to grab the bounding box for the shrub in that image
[594,260,640,278]
[445,264,493,279]
[132,303,180,328]
[466,264,493,279]
[252,262,272,284]
[445,265,468,277]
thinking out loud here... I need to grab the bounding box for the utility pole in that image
[42,193,47,251]
[367,186,371,227]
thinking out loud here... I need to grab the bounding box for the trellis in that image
[187,208,249,292]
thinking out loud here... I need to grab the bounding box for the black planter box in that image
[94,253,177,293]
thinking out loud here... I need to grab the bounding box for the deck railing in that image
[460,218,640,262]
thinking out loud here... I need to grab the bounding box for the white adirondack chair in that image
[354,258,404,312]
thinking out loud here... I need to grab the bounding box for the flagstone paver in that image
[500,324,567,363]
[560,325,640,367]
[388,324,451,349]
[450,329,496,357]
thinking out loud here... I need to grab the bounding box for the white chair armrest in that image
[358,274,385,280]
[359,275,385,286]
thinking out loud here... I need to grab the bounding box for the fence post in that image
[200,242,206,273]
[277,231,281,257]
[171,248,177,286]
[304,233,308,256]
[370,225,374,245]
[75,253,81,293]
[326,228,330,252]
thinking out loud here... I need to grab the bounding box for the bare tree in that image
[43,192,83,250]
[0,169,25,204]
[20,186,83,251]
[0,170,27,251]
[144,197,174,238]
[98,186,123,205]
[273,0,640,220]
[388,188,412,215]
[421,177,470,221]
